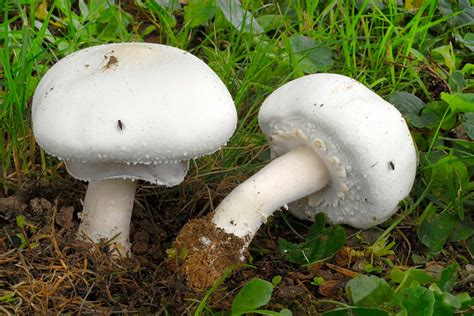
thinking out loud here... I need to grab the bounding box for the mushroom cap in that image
[32,43,237,185]
[259,74,417,228]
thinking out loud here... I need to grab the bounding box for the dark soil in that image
[0,176,347,314]
[174,213,248,290]
[1,177,472,314]
[0,177,190,314]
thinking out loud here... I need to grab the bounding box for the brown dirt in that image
[1,177,472,314]
[174,213,248,290]
[0,176,279,314]
[0,178,187,314]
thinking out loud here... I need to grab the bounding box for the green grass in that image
[1,0,473,314]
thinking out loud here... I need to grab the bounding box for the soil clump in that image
[174,213,248,290]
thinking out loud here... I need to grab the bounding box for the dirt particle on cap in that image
[103,55,118,70]
[388,161,395,170]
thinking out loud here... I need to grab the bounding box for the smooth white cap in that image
[32,43,237,185]
[259,74,417,228]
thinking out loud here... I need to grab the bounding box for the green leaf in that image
[231,278,274,314]
[144,0,177,28]
[456,292,474,308]
[0,292,16,303]
[390,268,434,292]
[217,0,263,33]
[279,214,346,265]
[311,276,325,286]
[423,100,456,130]
[449,219,474,242]
[449,70,467,92]
[395,286,435,316]
[417,212,457,254]
[432,44,456,74]
[141,25,157,37]
[271,275,282,286]
[390,268,405,283]
[389,91,425,115]
[87,0,112,14]
[461,63,474,75]
[438,264,458,293]
[388,92,437,128]
[256,14,287,31]
[346,275,393,307]
[95,6,133,41]
[15,233,28,250]
[406,113,438,129]
[184,0,217,28]
[457,32,474,51]
[368,236,395,257]
[309,212,326,234]
[412,254,426,264]
[16,215,26,228]
[289,35,333,73]
[441,93,474,114]
[462,112,474,139]
[279,309,292,316]
[438,0,474,27]
[78,0,89,18]
[426,156,469,216]
[433,292,461,316]
[154,0,180,11]
[322,307,389,316]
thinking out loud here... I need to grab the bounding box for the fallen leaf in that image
[319,279,345,297]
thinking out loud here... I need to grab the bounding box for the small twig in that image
[295,278,317,300]
[0,304,13,316]
[325,263,359,278]
[396,227,412,266]
[78,281,95,315]
[50,199,68,271]
[280,212,305,240]
[315,299,350,308]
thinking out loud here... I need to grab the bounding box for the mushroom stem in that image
[78,179,137,255]
[212,145,329,239]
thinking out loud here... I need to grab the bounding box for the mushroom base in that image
[174,213,248,290]
[78,179,137,255]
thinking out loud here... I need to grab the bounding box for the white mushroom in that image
[176,73,417,288]
[213,73,417,239]
[32,43,237,254]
